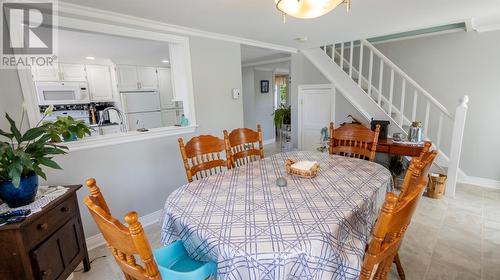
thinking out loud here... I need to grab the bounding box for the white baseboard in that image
[263,139,275,146]
[86,209,163,251]
[458,176,500,190]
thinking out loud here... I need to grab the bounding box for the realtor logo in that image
[1,1,57,68]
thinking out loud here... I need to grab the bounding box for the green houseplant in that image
[0,108,67,207]
[46,115,91,142]
[273,105,291,129]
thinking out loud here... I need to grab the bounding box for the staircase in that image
[301,39,469,198]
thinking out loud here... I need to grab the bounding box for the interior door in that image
[157,68,175,109]
[117,65,139,90]
[299,88,333,151]
[137,66,158,90]
[86,65,113,101]
[60,63,86,81]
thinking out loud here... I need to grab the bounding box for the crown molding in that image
[58,2,298,53]
[242,57,291,67]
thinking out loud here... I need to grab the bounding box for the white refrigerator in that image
[121,91,162,131]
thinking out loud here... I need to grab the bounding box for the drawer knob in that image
[41,270,50,276]
[61,206,69,212]
[38,223,48,230]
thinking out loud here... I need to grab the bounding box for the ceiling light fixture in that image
[275,0,351,23]
[161,60,169,63]
[85,56,95,60]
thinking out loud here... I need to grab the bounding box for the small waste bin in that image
[426,173,447,199]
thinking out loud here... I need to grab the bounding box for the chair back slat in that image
[360,147,437,280]
[224,125,264,167]
[179,135,231,183]
[84,179,160,280]
[329,122,380,161]
[398,141,437,201]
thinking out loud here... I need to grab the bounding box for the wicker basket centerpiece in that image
[285,159,320,178]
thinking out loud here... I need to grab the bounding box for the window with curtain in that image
[274,75,288,107]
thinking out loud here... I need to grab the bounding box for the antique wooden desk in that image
[375,138,424,157]
[0,185,90,280]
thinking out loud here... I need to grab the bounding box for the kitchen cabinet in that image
[158,68,175,108]
[31,66,59,81]
[117,65,158,91]
[137,66,158,90]
[32,63,86,81]
[86,65,114,101]
[117,65,139,91]
[59,63,86,81]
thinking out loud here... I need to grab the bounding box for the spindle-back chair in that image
[224,125,264,167]
[329,122,380,161]
[178,135,232,183]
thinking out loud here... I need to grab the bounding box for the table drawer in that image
[24,196,76,248]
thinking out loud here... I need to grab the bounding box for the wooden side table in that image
[0,185,90,280]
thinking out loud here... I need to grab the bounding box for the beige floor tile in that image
[74,184,496,280]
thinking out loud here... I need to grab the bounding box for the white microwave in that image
[35,81,90,105]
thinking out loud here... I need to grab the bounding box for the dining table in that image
[160,151,392,280]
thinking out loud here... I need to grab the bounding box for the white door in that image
[31,66,59,81]
[299,86,334,151]
[157,68,174,109]
[86,65,114,101]
[117,65,139,90]
[137,66,158,90]
[60,63,86,81]
[161,109,177,126]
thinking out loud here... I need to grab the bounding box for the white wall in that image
[241,61,290,141]
[253,70,275,141]
[0,36,244,237]
[374,30,500,181]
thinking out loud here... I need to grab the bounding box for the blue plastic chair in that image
[153,240,217,280]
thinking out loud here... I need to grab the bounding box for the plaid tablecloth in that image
[160,151,392,280]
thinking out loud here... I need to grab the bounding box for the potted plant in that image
[273,105,291,129]
[46,115,91,142]
[0,108,67,207]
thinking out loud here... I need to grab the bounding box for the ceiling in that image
[59,0,500,50]
[241,45,289,64]
[57,28,170,66]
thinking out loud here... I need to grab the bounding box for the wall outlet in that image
[232,88,240,99]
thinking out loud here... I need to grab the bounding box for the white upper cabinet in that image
[31,66,60,81]
[60,63,86,81]
[117,65,158,91]
[117,65,139,91]
[157,68,174,109]
[137,66,158,90]
[86,65,114,102]
[32,63,86,81]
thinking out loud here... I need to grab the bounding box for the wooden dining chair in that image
[178,135,232,183]
[360,157,430,280]
[224,124,264,167]
[329,122,380,161]
[84,178,217,280]
[83,178,161,280]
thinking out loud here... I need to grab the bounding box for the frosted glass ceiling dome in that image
[275,0,350,20]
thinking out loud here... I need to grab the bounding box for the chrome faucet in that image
[97,106,127,134]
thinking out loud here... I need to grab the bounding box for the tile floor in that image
[72,183,500,280]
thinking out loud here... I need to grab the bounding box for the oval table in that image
[160,151,392,280]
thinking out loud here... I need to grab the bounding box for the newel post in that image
[446,95,469,198]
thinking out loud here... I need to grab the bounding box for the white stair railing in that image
[321,41,452,152]
[319,40,469,197]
